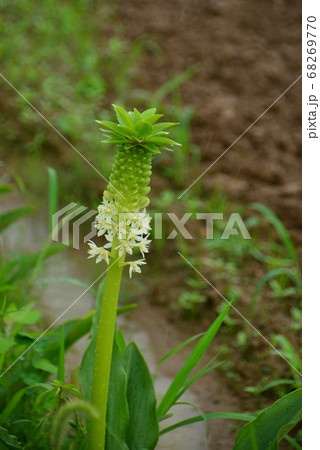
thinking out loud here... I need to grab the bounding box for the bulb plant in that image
[0,132,302,450]
[87,105,180,449]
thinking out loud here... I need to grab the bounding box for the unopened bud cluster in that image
[88,104,180,277]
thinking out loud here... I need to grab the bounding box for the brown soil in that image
[117,0,302,236]
[115,1,301,448]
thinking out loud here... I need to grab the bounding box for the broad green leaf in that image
[0,384,48,426]
[157,302,230,418]
[105,339,129,450]
[152,122,179,133]
[0,205,36,232]
[63,311,95,350]
[147,136,181,147]
[133,108,142,123]
[141,108,156,118]
[234,389,302,450]
[32,358,57,374]
[102,138,126,145]
[123,343,158,450]
[0,390,27,426]
[97,120,127,134]
[115,329,126,354]
[98,121,138,138]
[116,125,139,137]
[78,289,135,399]
[135,120,153,137]
[7,305,40,325]
[0,426,22,448]
[79,281,105,427]
[143,113,163,125]
[144,143,160,153]
[79,281,130,447]
[112,105,133,127]
[0,336,14,354]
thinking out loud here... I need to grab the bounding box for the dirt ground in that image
[116,1,301,448]
[117,0,301,236]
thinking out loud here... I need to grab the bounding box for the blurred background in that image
[0,0,301,448]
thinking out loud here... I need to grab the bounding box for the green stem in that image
[88,251,125,450]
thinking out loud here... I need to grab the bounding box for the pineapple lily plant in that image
[77,105,301,450]
[0,107,302,450]
[86,105,181,449]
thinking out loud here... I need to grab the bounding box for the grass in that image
[0,0,144,204]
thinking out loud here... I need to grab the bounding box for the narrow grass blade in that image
[0,205,36,232]
[0,384,48,426]
[250,268,302,316]
[0,245,64,285]
[157,333,204,367]
[284,435,302,450]
[157,302,230,418]
[175,359,222,402]
[117,304,137,316]
[271,335,302,374]
[251,203,298,268]
[245,379,296,395]
[151,66,198,107]
[48,167,58,233]
[0,185,12,195]
[35,276,95,293]
[57,326,65,384]
[160,411,254,436]
[174,401,209,437]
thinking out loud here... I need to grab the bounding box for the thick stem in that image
[88,252,125,450]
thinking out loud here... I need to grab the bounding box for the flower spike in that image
[89,105,180,277]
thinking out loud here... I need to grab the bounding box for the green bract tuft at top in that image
[88,105,180,278]
[97,104,180,210]
[97,104,180,153]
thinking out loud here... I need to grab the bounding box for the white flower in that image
[116,240,133,257]
[88,241,110,264]
[135,234,151,257]
[88,197,152,277]
[125,259,146,278]
[111,221,128,240]
[137,211,151,234]
[103,238,113,249]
